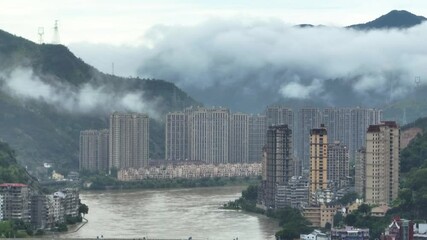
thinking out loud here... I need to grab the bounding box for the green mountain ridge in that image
[400,117,427,174]
[348,10,427,30]
[0,29,201,173]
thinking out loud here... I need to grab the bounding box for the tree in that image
[358,203,371,216]
[242,185,258,201]
[273,207,312,239]
[79,203,89,216]
[345,213,357,226]
[333,212,345,228]
[56,223,68,232]
[338,192,359,205]
[276,227,299,240]
[325,222,332,230]
[0,221,13,238]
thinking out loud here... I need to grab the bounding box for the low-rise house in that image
[381,217,414,240]
[301,230,329,240]
[414,223,427,240]
[371,205,389,217]
[303,204,339,228]
[331,226,370,240]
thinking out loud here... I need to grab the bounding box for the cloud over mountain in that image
[0,67,161,119]
[70,17,427,112]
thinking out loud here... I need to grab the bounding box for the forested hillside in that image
[0,141,29,183]
[0,29,200,173]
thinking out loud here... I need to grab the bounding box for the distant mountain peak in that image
[348,10,427,30]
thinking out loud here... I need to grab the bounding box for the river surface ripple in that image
[61,186,279,240]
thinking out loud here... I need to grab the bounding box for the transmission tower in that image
[38,27,44,44]
[52,20,60,44]
[414,76,421,119]
[403,107,407,125]
[415,76,421,87]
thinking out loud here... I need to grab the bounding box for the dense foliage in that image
[342,204,390,240]
[0,220,34,238]
[83,174,260,190]
[273,207,312,240]
[390,117,427,219]
[390,168,427,219]
[0,141,28,183]
[400,117,427,174]
[222,184,312,239]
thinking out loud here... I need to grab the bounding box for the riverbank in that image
[82,175,261,191]
[66,217,88,233]
[41,217,88,238]
[221,184,314,239]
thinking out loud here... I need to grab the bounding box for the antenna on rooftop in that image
[37,27,44,44]
[52,20,60,44]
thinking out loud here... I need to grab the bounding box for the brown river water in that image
[61,186,279,240]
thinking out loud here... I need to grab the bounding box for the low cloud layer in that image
[70,18,427,112]
[0,68,160,119]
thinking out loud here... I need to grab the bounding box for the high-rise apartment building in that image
[266,106,294,129]
[190,107,230,164]
[309,125,328,199]
[97,129,109,171]
[349,108,383,160]
[264,124,293,208]
[266,106,297,173]
[79,130,98,171]
[166,107,263,164]
[322,108,382,161]
[248,114,266,162]
[298,108,322,173]
[327,141,349,189]
[165,112,189,161]
[229,113,249,163]
[109,112,149,169]
[355,148,366,197]
[364,121,400,205]
[79,129,109,172]
[322,108,351,154]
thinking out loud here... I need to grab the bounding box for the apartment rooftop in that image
[0,183,27,187]
[367,121,398,133]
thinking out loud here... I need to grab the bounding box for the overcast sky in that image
[2,0,427,45]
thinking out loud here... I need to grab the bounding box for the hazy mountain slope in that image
[0,29,200,173]
[348,10,427,30]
